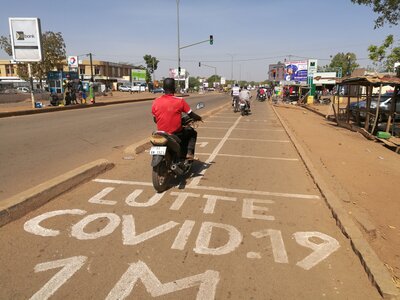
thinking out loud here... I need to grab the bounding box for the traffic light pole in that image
[180,37,213,50]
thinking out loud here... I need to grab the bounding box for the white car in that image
[118,85,131,92]
[16,87,30,93]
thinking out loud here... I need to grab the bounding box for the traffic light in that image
[209,35,213,45]
[199,62,201,67]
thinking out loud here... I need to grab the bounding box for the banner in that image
[284,61,308,82]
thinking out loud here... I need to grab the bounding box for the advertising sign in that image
[307,59,318,76]
[68,56,79,68]
[284,61,308,82]
[220,77,226,85]
[169,68,187,80]
[131,69,146,81]
[9,18,42,62]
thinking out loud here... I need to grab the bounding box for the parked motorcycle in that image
[150,102,204,192]
[239,99,250,116]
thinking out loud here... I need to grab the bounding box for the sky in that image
[0,0,399,82]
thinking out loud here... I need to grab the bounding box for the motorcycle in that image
[257,93,266,102]
[239,99,250,116]
[149,102,204,193]
[232,96,240,113]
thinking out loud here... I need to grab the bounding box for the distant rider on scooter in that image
[231,83,240,111]
[239,86,251,111]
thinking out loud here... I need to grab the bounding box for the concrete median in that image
[0,159,114,227]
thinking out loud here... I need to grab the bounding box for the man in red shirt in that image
[152,78,202,159]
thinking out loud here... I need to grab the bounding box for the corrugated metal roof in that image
[339,74,400,86]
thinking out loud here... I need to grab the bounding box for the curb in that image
[271,104,399,299]
[123,102,230,158]
[0,159,114,228]
[0,97,156,118]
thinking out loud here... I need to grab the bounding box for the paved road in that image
[0,93,226,200]
[0,100,380,299]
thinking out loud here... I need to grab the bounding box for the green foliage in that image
[188,76,201,89]
[329,52,359,76]
[143,54,159,83]
[351,0,400,28]
[0,35,12,55]
[368,35,400,72]
[0,31,66,82]
[207,74,221,87]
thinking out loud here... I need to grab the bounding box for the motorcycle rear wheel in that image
[152,161,169,192]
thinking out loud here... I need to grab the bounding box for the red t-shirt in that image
[151,94,192,134]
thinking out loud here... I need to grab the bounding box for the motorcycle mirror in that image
[196,102,205,110]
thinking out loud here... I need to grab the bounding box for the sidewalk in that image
[274,102,400,289]
[0,91,162,116]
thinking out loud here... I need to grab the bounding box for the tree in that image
[143,54,159,83]
[329,52,359,76]
[0,31,66,85]
[188,76,200,90]
[368,35,400,72]
[207,74,221,87]
[351,0,400,28]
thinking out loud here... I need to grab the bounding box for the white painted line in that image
[188,185,320,200]
[195,153,299,161]
[188,116,242,187]
[92,178,320,199]
[197,137,290,143]
[204,121,237,124]
[226,138,290,143]
[207,116,238,119]
[93,179,153,186]
[199,127,284,132]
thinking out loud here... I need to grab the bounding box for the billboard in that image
[169,68,187,80]
[131,69,146,81]
[284,60,308,82]
[9,18,42,62]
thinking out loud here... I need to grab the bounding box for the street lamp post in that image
[176,0,181,91]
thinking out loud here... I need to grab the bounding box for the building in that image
[0,59,137,91]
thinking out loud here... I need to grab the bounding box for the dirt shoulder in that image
[274,103,400,288]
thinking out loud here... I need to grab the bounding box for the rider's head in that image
[235,83,239,87]
[163,78,175,94]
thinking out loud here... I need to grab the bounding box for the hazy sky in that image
[1,0,399,81]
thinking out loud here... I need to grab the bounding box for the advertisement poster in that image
[284,61,308,82]
[131,69,146,82]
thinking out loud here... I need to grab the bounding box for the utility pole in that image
[89,52,95,103]
[176,0,181,92]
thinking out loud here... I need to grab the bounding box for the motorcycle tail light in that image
[150,133,168,145]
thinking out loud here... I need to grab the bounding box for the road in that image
[0,93,226,200]
[0,99,381,299]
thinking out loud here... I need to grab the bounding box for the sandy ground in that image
[275,103,400,288]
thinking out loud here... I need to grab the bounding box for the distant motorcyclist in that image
[239,86,251,110]
[231,83,240,108]
[151,78,202,160]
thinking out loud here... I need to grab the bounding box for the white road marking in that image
[196,142,209,148]
[294,232,340,270]
[195,153,299,161]
[199,127,284,131]
[30,256,87,300]
[71,213,121,240]
[194,222,243,255]
[88,187,117,205]
[242,199,275,221]
[197,137,290,143]
[246,252,262,259]
[106,261,220,300]
[252,229,289,264]
[188,116,242,187]
[171,220,196,250]
[92,179,320,200]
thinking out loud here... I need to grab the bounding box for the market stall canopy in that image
[339,74,400,87]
